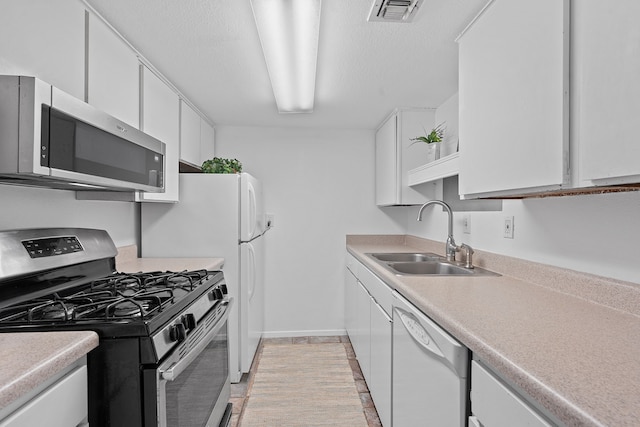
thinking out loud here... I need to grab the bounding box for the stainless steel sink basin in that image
[388,261,474,275]
[366,252,499,277]
[369,252,441,262]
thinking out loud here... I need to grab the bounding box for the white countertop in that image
[115,245,224,273]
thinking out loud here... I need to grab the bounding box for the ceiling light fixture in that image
[250,0,321,114]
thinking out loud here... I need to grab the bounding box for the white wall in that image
[215,126,407,336]
[0,184,138,247]
[406,191,640,284]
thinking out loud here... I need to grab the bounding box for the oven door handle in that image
[160,299,231,382]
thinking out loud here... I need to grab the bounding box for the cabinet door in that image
[87,12,139,128]
[354,281,371,383]
[458,0,569,198]
[180,100,202,166]
[200,119,216,166]
[575,0,640,185]
[344,265,358,342]
[139,65,180,202]
[0,0,85,100]
[375,114,398,206]
[369,300,392,427]
[376,109,435,206]
[471,361,553,427]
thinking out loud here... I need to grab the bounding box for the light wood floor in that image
[229,336,382,427]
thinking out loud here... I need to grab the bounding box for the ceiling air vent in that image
[367,0,423,23]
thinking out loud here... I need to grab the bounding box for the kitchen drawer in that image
[358,263,393,316]
[471,360,552,427]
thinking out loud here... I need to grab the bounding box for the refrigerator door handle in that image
[248,183,257,240]
[247,243,257,301]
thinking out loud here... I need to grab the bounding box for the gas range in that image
[0,228,232,427]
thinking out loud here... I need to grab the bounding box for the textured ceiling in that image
[84,0,486,129]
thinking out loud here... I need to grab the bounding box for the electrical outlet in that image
[463,214,471,234]
[266,213,275,228]
[504,216,514,239]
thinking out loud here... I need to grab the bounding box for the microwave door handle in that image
[160,300,230,381]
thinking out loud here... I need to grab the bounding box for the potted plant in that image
[410,123,446,163]
[201,157,243,174]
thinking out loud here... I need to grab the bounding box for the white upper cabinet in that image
[574,0,640,186]
[179,100,202,167]
[375,108,436,206]
[180,100,216,168]
[200,119,216,165]
[0,0,85,99]
[87,12,139,128]
[457,0,570,199]
[139,65,180,202]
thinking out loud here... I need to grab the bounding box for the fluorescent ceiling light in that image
[250,0,321,113]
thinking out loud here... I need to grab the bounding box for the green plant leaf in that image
[201,157,243,174]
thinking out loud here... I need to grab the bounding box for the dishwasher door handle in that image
[396,307,444,359]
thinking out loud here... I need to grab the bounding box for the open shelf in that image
[408,152,460,186]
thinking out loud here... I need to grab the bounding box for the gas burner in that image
[39,304,72,320]
[108,300,144,318]
[30,301,75,321]
[165,272,197,289]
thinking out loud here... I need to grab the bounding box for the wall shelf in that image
[408,152,459,186]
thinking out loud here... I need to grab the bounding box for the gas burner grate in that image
[0,269,216,324]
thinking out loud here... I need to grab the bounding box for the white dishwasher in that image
[392,292,468,427]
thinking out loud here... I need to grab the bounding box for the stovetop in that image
[0,269,216,322]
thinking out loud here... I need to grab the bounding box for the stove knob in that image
[213,288,224,300]
[184,313,197,330]
[220,284,228,295]
[169,322,186,342]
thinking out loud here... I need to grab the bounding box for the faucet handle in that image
[459,243,474,269]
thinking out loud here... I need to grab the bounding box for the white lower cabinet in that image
[369,298,391,427]
[0,360,88,427]
[354,281,372,381]
[471,360,553,427]
[344,252,392,427]
[344,260,358,346]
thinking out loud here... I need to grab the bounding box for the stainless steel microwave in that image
[0,75,165,192]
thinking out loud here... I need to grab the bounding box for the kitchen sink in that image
[388,261,474,275]
[369,252,442,262]
[366,253,499,277]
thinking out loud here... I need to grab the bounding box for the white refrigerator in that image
[141,172,267,383]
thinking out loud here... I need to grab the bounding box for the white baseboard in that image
[262,329,346,338]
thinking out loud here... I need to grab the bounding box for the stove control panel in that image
[21,236,84,258]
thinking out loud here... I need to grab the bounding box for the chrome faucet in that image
[416,200,474,268]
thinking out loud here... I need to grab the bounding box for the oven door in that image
[156,299,232,427]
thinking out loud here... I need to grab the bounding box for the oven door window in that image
[162,321,228,427]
